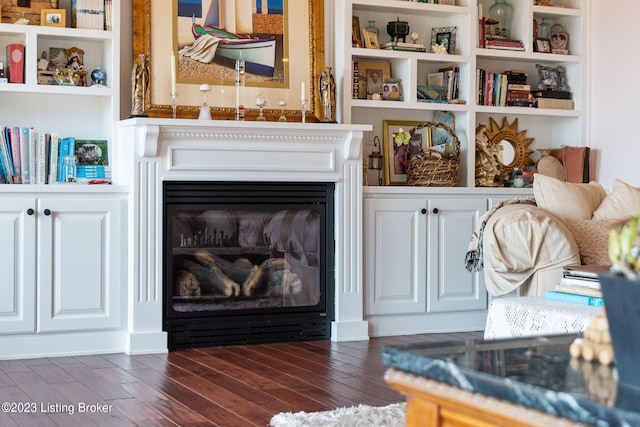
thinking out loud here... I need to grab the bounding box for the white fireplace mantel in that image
[117,118,372,354]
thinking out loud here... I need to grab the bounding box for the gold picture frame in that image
[383,120,430,185]
[132,0,325,121]
[41,8,65,27]
[363,28,380,49]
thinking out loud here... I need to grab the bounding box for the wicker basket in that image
[406,121,460,187]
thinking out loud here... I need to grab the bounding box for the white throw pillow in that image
[593,179,640,220]
[533,173,606,221]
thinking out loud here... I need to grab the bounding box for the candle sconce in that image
[368,136,384,185]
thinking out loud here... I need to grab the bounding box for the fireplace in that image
[163,181,335,348]
[117,119,370,354]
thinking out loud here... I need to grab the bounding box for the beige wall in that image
[590,0,640,190]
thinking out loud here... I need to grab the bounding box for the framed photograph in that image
[41,9,65,27]
[363,28,381,49]
[536,64,569,91]
[356,60,391,99]
[352,16,362,42]
[382,78,403,101]
[431,26,457,54]
[133,0,325,121]
[437,0,456,4]
[534,38,551,53]
[383,120,430,185]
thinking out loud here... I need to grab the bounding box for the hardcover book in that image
[545,290,604,307]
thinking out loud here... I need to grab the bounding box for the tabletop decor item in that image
[405,121,460,187]
[488,0,514,39]
[550,23,569,54]
[599,214,640,388]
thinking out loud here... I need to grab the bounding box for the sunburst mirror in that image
[485,117,534,172]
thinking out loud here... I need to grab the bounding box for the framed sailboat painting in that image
[133,0,325,121]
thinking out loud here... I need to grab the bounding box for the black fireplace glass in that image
[163,181,334,348]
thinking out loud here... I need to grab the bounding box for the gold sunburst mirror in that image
[485,117,534,172]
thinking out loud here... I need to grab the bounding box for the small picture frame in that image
[41,9,66,27]
[534,38,551,53]
[383,120,430,185]
[431,26,457,55]
[536,64,569,92]
[437,0,456,4]
[363,28,381,49]
[382,78,403,101]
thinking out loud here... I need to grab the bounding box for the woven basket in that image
[406,122,460,187]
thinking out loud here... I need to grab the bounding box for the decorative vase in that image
[488,0,514,39]
[598,273,640,388]
[538,18,551,39]
[365,20,379,38]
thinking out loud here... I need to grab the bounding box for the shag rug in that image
[269,402,406,427]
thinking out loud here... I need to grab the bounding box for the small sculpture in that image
[475,125,504,187]
[319,67,336,123]
[431,42,448,55]
[131,54,150,117]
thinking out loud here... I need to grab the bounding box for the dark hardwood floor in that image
[0,331,483,427]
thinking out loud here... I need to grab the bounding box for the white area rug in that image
[269,402,406,427]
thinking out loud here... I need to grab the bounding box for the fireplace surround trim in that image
[117,118,371,354]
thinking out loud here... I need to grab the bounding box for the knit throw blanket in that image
[465,197,537,272]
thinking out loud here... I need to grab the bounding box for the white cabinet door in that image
[37,197,123,332]
[0,198,36,333]
[426,198,487,314]
[364,197,427,316]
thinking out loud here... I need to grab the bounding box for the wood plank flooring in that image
[0,331,483,427]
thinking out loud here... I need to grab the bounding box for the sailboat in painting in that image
[192,0,277,77]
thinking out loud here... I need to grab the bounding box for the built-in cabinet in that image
[0,189,126,357]
[339,0,586,335]
[0,7,126,357]
[364,187,531,336]
[335,0,588,187]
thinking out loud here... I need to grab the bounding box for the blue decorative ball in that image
[91,68,106,86]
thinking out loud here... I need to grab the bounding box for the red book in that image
[6,44,24,84]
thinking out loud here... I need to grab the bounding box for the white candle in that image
[170,51,176,94]
[301,82,305,101]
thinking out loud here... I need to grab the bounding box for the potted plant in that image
[599,214,640,388]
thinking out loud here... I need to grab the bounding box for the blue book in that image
[57,137,75,182]
[544,290,604,307]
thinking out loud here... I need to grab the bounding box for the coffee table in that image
[383,334,640,426]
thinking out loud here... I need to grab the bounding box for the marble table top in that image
[382,334,640,427]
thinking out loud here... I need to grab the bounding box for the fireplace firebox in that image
[163,181,335,349]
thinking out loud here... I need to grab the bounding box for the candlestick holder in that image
[255,91,267,121]
[171,93,178,119]
[278,101,287,122]
[300,98,308,123]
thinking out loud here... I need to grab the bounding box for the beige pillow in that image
[593,179,640,220]
[533,173,606,220]
[536,155,565,181]
[564,218,625,265]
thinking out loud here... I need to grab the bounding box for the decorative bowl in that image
[54,68,80,86]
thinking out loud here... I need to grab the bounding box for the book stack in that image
[422,65,460,103]
[505,70,534,107]
[544,264,609,307]
[381,41,426,52]
[532,89,574,110]
[485,37,525,51]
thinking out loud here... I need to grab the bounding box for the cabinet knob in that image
[44,209,51,216]
[432,208,439,214]
[27,208,34,215]
[421,208,427,215]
